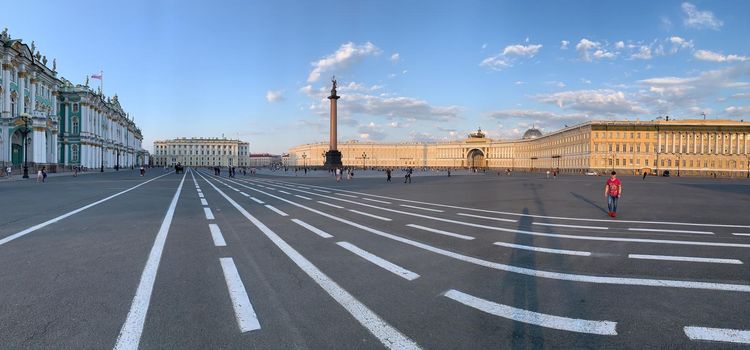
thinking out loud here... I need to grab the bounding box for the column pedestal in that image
[324,150,342,169]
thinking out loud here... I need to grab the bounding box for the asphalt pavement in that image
[1,168,748,349]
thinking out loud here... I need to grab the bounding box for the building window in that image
[72,117,79,134]
[73,103,79,113]
[71,145,79,162]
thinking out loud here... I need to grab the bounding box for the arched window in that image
[71,145,79,162]
[72,117,80,134]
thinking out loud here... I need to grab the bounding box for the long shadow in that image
[570,192,609,214]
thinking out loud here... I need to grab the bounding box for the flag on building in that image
[91,73,102,80]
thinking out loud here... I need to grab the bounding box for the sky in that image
[4,0,750,153]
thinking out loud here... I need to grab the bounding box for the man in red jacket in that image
[605,171,622,218]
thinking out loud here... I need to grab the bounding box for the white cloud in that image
[480,55,511,70]
[390,53,400,62]
[631,45,653,60]
[694,50,749,63]
[615,41,625,49]
[668,36,693,50]
[731,93,750,99]
[545,81,566,88]
[724,106,750,117]
[537,89,648,115]
[682,2,723,30]
[265,90,284,103]
[357,122,387,141]
[299,85,313,95]
[307,42,381,82]
[502,44,542,57]
[660,16,673,31]
[560,40,569,50]
[580,78,592,84]
[576,38,616,61]
[341,93,462,121]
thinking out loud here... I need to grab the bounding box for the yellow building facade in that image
[288,119,750,177]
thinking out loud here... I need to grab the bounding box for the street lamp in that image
[101,140,105,172]
[17,115,32,178]
[362,152,368,170]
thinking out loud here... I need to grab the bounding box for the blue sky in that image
[5,0,750,153]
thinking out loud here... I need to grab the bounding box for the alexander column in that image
[324,76,343,169]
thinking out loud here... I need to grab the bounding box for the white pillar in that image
[2,66,10,116]
[30,80,36,114]
[33,128,46,163]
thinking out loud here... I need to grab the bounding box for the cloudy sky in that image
[5,0,750,153]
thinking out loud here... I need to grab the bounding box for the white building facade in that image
[153,137,250,167]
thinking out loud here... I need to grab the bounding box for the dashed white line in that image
[732,233,750,236]
[444,289,617,335]
[292,219,333,238]
[200,198,208,206]
[313,188,331,193]
[684,326,750,344]
[279,190,291,195]
[336,242,419,281]
[265,205,289,216]
[337,193,358,198]
[362,198,392,204]
[198,193,205,198]
[239,192,249,197]
[209,224,227,247]
[628,254,742,264]
[114,173,185,350]
[457,212,516,223]
[533,222,608,230]
[204,207,215,220]
[399,204,443,213]
[250,197,264,204]
[494,241,592,256]
[219,257,261,333]
[406,224,474,240]
[349,210,392,221]
[628,228,714,235]
[295,195,312,200]
[317,201,344,209]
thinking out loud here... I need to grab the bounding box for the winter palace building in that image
[0,29,144,173]
[288,118,750,177]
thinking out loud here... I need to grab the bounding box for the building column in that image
[32,128,46,163]
[17,71,25,115]
[29,79,36,115]
[1,64,10,117]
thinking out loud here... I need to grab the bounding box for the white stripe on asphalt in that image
[317,201,344,209]
[732,233,750,236]
[336,242,419,281]
[265,205,288,216]
[292,219,333,238]
[209,224,227,247]
[198,193,205,198]
[197,172,421,350]
[279,190,291,195]
[457,212,516,223]
[628,254,742,264]
[200,198,208,206]
[313,188,331,193]
[239,178,750,250]
[114,173,185,350]
[337,193,358,198]
[533,222,608,230]
[239,192,249,197]
[350,210,392,221]
[204,207,215,220]
[362,198,392,204]
[263,179,750,229]
[684,326,750,344]
[628,228,714,235]
[444,289,617,335]
[250,197,264,204]
[399,204,444,212]
[219,257,261,332]
[0,172,175,248]
[406,224,474,240]
[223,178,750,292]
[294,195,312,200]
[197,189,202,193]
[494,241,592,256]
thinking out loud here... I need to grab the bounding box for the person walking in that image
[404,167,413,183]
[386,168,392,182]
[335,167,341,182]
[546,170,550,179]
[140,165,145,177]
[605,171,622,218]
[642,171,647,180]
[42,167,47,182]
[37,168,43,182]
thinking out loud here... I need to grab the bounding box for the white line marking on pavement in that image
[628,254,742,264]
[204,207,215,220]
[209,224,227,247]
[239,192,249,197]
[197,172,421,350]
[533,222,608,230]
[317,201,343,209]
[279,190,291,194]
[732,233,750,236]
[350,210,392,221]
[223,177,750,292]
[239,178,750,249]
[265,205,289,216]
[292,219,333,238]
[313,188,331,193]
[198,193,205,198]
[294,195,312,200]
[362,198,392,204]
[0,172,174,248]
[265,187,276,190]
[494,241,592,256]
[337,193,358,198]
[628,228,714,235]
[684,326,750,344]
[114,173,185,350]
[197,189,202,193]
[200,198,208,206]
[264,179,750,229]
[297,186,310,190]
[444,289,617,335]
[250,197,264,204]
[337,241,419,281]
[219,257,261,332]
[399,204,443,212]
[457,212,516,223]
[406,224,474,240]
